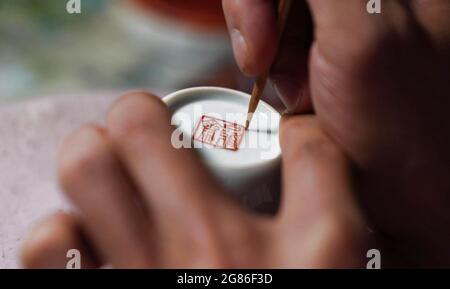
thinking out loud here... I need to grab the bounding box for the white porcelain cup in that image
[163,87,281,213]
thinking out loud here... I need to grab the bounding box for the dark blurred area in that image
[0,0,251,102]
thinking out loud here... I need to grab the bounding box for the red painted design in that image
[193,115,244,151]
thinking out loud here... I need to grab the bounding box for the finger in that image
[106,91,266,267]
[21,212,99,269]
[106,92,229,214]
[58,124,153,268]
[411,0,450,51]
[277,115,366,267]
[307,0,411,71]
[279,115,359,221]
[270,0,313,114]
[223,0,278,75]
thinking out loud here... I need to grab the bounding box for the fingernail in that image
[281,109,295,116]
[273,83,302,114]
[230,28,248,72]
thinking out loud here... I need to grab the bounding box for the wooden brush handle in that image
[245,0,292,129]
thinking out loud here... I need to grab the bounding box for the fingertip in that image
[279,115,319,152]
[21,212,97,269]
[106,90,170,141]
[223,0,278,76]
[20,213,60,268]
[57,124,110,195]
[279,115,343,163]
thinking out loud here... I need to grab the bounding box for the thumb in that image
[278,115,364,237]
[277,115,367,267]
[222,0,279,76]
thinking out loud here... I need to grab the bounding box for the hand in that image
[21,92,366,268]
[223,0,450,266]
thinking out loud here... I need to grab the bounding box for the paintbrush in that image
[245,0,292,130]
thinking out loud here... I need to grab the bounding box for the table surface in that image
[0,92,129,268]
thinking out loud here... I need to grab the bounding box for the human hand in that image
[223,0,450,266]
[21,92,366,268]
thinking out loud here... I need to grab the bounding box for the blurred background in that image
[0,0,258,103]
[0,1,284,268]
[1,0,261,268]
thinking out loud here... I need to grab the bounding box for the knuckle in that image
[310,212,366,264]
[106,91,169,140]
[21,233,52,268]
[57,125,110,192]
[280,116,314,142]
[281,116,342,160]
[21,213,75,268]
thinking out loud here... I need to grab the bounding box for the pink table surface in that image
[0,91,150,268]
